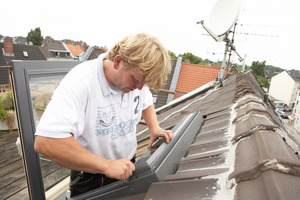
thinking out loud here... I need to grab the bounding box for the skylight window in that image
[23,51,29,57]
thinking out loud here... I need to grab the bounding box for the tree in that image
[181,52,202,64]
[26,27,43,46]
[257,75,270,89]
[168,50,177,60]
[250,61,270,89]
[203,59,212,65]
[250,61,266,77]
[265,65,284,73]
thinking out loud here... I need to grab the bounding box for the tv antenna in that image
[197,0,244,78]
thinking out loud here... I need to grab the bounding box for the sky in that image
[1,0,299,70]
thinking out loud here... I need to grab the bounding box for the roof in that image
[8,59,300,199]
[0,43,8,85]
[87,46,107,60]
[0,43,46,85]
[0,43,6,66]
[152,60,177,108]
[39,42,69,58]
[13,36,27,45]
[47,43,67,51]
[0,43,46,66]
[174,63,226,99]
[13,44,46,60]
[65,43,85,56]
[130,69,300,200]
[265,70,279,79]
[0,67,9,85]
[288,70,300,82]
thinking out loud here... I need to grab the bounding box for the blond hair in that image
[107,33,171,91]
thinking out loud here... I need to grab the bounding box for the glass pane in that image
[29,75,62,126]
[29,75,70,198]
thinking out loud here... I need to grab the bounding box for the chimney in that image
[4,37,14,56]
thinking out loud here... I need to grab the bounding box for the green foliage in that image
[265,65,284,73]
[270,96,274,105]
[62,39,86,46]
[168,50,177,60]
[0,91,14,111]
[0,103,7,122]
[0,91,15,131]
[181,52,202,64]
[203,59,212,65]
[235,65,249,73]
[257,75,270,89]
[250,61,266,77]
[26,27,43,46]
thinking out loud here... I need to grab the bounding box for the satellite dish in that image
[201,0,242,42]
[198,0,244,79]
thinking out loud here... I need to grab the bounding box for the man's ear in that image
[113,55,122,69]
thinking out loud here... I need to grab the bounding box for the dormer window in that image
[23,51,29,57]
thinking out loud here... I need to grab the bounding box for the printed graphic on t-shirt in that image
[95,104,139,140]
[134,95,140,114]
[96,105,117,127]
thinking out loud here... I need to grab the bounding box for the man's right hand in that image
[104,159,136,181]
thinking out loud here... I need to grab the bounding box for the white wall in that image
[293,90,300,132]
[269,71,296,106]
[291,82,300,105]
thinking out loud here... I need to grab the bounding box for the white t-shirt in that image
[35,54,153,160]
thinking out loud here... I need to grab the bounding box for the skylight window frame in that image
[23,51,29,57]
[11,60,81,200]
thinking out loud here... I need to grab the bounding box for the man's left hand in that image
[147,127,173,149]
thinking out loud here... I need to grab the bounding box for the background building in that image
[269,70,300,108]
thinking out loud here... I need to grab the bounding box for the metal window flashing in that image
[71,112,204,200]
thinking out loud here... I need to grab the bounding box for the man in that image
[34,33,173,197]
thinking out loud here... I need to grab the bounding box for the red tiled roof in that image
[174,93,183,99]
[65,43,84,56]
[175,63,227,98]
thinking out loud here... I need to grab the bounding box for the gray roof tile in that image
[178,153,227,172]
[233,115,278,142]
[235,170,300,200]
[194,129,228,145]
[187,140,230,159]
[144,179,219,200]
[164,166,228,182]
[235,96,265,109]
[229,130,300,183]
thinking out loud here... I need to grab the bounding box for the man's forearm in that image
[142,105,160,130]
[34,135,135,181]
[142,105,173,148]
[34,135,107,173]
